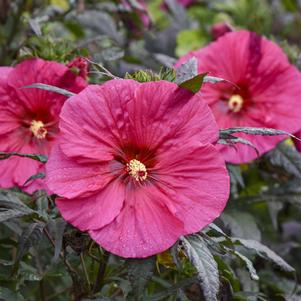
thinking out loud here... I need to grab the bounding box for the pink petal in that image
[46,143,113,198]
[217,133,285,164]
[89,185,185,258]
[56,180,125,231]
[176,30,301,163]
[59,81,140,162]
[90,142,229,258]
[0,67,13,81]
[0,151,41,189]
[0,66,13,97]
[59,80,219,163]
[0,157,20,188]
[0,67,19,135]
[128,80,219,147]
[153,142,230,234]
[7,58,86,113]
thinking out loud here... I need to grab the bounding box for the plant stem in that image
[43,228,85,300]
[39,279,46,301]
[80,252,91,292]
[43,228,75,274]
[92,251,109,294]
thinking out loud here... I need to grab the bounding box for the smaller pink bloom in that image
[211,22,233,40]
[175,30,301,163]
[0,58,87,192]
[67,57,89,79]
[46,79,229,258]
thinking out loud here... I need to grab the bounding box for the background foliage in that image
[1,0,301,300]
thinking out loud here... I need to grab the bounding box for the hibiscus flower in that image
[45,79,230,258]
[67,57,89,80]
[0,58,87,192]
[175,30,301,163]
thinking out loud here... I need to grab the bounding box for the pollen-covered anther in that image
[127,159,148,181]
[228,94,244,113]
[30,120,47,139]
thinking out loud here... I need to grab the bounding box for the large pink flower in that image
[176,30,301,163]
[46,79,229,258]
[0,58,87,192]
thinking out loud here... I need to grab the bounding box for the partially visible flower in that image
[46,79,229,258]
[67,57,89,79]
[0,58,87,192]
[175,30,301,163]
[119,0,151,36]
[211,22,233,40]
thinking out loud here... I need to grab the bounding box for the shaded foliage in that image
[1,0,301,301]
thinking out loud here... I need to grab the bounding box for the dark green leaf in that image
[28,19,42,36]
[227,164,245,188]
[233,238,295,273]
[267,201,283,230]
[220,127,290,137]
[0,287,25,301]
[181,235,219,301]
[203,75,226,84]
[265,142,301,179]
[52,218,66,262]
[22,83,76,98]
[207,223,228,237]
[0,151,47,163]
[218,136,259,155]
[148,277,197,301]
[24,172,45,186]
[221,211,261,241]
[20,269,42,282]
[203,75,239,89]
[34,190,48,217]
[75,10,124,44]
[170,242,182,269]
[175,57,198,84]
[15,222,45,266]
[0,191,33,213]
[154,53,177,68]
[233,250,259,281]
[179,72,207,93]
[101,47,124,61]
[0,209,29,223]
[127,256,156,300]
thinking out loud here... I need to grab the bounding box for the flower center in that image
[127,159,148,181]
[228,94,244,113]
[30,120,47,139]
